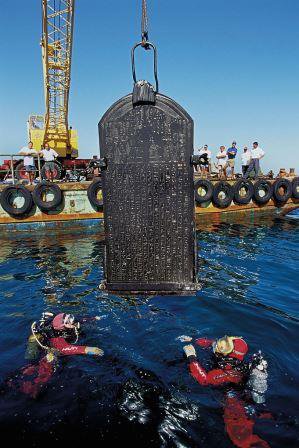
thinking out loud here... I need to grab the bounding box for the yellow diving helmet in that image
[213,335,242,356]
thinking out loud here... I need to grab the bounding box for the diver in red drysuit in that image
[48,313,103,356]
[182,335,270,448]
[9,313,103,398]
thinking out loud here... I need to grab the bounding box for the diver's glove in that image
[85,346,104,356]
[183,344,196,358]
[177,335,193,342]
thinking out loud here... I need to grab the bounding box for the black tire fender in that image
[273,178,292,203]
[233,179,254,205]
[292,177,299,199]
[32,182,62,211]
[194,179,213,203]
[87,179,103,208]
[0,185,33,216]
[212,181,234,208]
[253,180,273,204]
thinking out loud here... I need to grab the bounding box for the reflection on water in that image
[0,216,298,447]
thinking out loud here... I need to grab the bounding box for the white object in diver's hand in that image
[176,335,193,342]
[85,347,104,356]
[183,344,196,358]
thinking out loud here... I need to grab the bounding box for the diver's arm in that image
[183,345,242,386]
[189,360,242,386]
[183,344,209,386]
[189,358,210,385]
[78,316,103,323]
[194,337,214,348]
[50,337,87,355]
[50,337,104,356]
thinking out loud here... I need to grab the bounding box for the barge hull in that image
[0,181,297,233]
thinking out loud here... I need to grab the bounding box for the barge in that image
[0,176,297,233]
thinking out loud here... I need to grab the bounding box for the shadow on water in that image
[0,215,298,446]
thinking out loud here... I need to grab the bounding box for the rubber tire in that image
[292,177,299,199]
[32,182,62,211]
[273,178,292,203]
[212,181,234,208]
[41,162,62,180]
[253,180,273,205]
[0,185,33,216]
[233,179,254,205]
[87,179,103,208]
[194,179,213,203]
[15,161,36,180]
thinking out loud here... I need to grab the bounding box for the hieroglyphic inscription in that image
[99,95,196,291]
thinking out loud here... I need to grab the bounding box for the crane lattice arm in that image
[41,0,75,156]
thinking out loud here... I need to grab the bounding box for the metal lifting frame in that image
[41,0,75,149]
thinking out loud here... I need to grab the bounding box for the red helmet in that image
[230,338,248,361]
[52,313,75,330]
[214,336,248,361]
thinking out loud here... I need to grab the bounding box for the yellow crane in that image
[28,0,78,158]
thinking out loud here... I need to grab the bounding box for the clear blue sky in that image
[0,0,298,173]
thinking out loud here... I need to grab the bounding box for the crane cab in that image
[28,114,78,158]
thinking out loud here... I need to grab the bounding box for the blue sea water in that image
[0,215,298,447]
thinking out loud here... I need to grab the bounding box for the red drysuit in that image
[187,337,270,448]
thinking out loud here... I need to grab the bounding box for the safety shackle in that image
[131,42,159,93]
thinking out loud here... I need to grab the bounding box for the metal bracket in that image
[98,157,107,169]
[132,80,156,105]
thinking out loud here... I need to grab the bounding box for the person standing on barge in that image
[19,141,36,185]
[241,146,251,177]
[244,142,265,180]
[40,143,59,182]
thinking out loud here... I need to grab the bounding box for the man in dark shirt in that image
[226,141,238,179]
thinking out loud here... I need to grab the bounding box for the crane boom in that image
[39,0,77,157]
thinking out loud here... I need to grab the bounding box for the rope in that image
[31,321,49,350]
[73,325,79,344]
[141,0,150,48]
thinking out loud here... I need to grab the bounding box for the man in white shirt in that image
[216,145,227,178]
[241,146,251,177]
[19,141,36,185]
[198,145,212,175]
[41,143,59,181]
[244,142,265,179]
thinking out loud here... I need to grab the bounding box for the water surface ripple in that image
[0,216,298,447]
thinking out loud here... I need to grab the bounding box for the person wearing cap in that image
[241,146,251,177]
[180,334,270,448]
[244,142,265,180]
[225,141,238,179]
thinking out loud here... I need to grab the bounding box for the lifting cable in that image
[141,0,150,49]
[131,0,159,91]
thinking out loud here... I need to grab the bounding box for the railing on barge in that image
[0,154,42,185]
